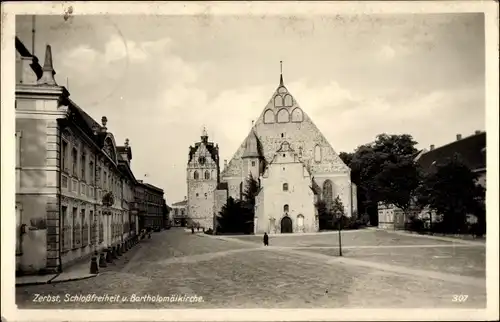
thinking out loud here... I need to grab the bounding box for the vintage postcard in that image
[1,1,498,321]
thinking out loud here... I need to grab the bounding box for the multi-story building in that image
[15,37,138,274]
[135,181,164,230]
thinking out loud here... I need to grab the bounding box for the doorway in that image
[281,216,293,233]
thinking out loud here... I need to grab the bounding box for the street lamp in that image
[336,210,343,257]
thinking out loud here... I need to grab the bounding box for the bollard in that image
[112,246,118,259]
[105,248,114,263]
[90,253,99,274]
[99,251,108,267]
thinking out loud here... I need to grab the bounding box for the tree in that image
[375,158,422,215]
[315,199,331,230]
[241,173,260,233]
[242,173,260,208]
[342,133,420,225]
[416,154,484,234]
[217,197,247,234]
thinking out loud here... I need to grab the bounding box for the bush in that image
[407,217,425,233]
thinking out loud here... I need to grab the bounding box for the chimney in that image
[101,116,108,133]
[124,138,130,149]
[184,196,187,200]
[224,159,228,167]
[251,120,254,127]
[475,130,481,135]
[456,134,462,141]
[430,144,435,151]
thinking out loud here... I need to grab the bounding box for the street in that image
[16,228,486,309]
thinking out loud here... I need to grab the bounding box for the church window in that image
[291,108,304,123]
[204,170,210,180]
[283,183,288,191]
[274,95,283,107]
[251,161,256,167]
[283,154,285,157]
[284,94,293,107]
[264,109,275,124]
[314,145,322,162]
[194,171,199,180]
[277,108,290,123]
[323,180,333,206]
[281,133,284,138]
[283,204,289,213]
[204,193,207,199]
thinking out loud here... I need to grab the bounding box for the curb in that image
[16,273,98,286]
[49,273,98,285]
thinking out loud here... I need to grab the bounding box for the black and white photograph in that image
[1,1,498,321]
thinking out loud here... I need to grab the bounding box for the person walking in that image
[263,232,269,246]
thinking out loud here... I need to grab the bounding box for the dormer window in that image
[283,183,288,191]
[251,161,256,167]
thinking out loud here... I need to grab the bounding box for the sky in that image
[16,13,485,204]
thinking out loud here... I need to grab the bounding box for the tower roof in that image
[242,129,262,159]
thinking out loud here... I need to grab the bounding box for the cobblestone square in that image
[15,228,486,309]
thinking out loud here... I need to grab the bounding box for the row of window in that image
[274,94,294,108]
[192,170,213,180]
[145,192,162,205]
[263,107,303,124]
[173,208,186,216]
[61,137,125,198]
[61,206,130,251]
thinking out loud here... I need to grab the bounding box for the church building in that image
[187,68,357,233]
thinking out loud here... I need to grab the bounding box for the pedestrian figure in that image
[191,227,195,234]
[197,226,200,232]
[263,232,269,246]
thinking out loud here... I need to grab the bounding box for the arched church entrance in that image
[281,216,293,233]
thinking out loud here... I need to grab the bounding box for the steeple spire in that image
[201,126,208,143]
[38,44,57,85]
[279,60,284,86]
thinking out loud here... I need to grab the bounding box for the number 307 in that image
[452,295,469,302]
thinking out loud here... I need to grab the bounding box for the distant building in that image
[378,131,486,230]
[186,129,220,229]
[15,37,138,274]
[135,181,164,230]
[171,197,188,227]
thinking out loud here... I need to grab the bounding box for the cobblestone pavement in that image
[15,228,486,309]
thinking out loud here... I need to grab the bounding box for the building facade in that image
[184,72,357,233]
[136,181,164,230]
[186,129,220,229]
[171,197,188,227]
[378,131,486,230]
[15,38,138,274]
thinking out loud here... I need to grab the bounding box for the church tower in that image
[186,127,220,230]
[241,127,264,182]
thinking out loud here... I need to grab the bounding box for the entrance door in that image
[281,216,293,233]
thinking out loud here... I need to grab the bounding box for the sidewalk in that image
[16,259,97,286]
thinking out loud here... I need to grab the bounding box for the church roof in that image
[221,73,350,178]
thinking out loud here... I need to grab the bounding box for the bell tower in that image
[186,127,220,229]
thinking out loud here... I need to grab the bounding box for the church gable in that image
[222,76,350,178]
